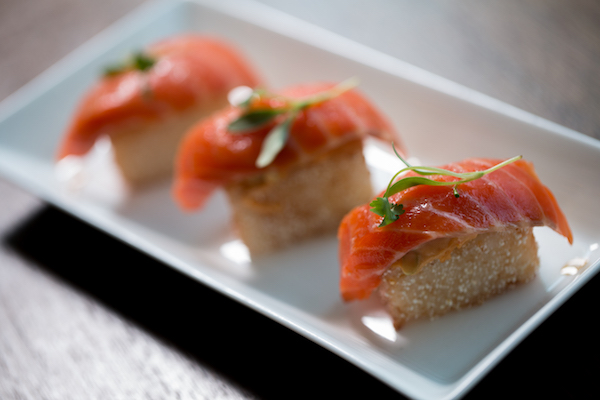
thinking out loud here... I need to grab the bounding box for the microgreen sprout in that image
[227,78,359,168]
[103,51,157,77]
[370,145,522,227]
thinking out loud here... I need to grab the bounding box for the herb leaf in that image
[103,51,157,77]
[228,109,286,132]
[255,114,294,168]
[372,145,522,227]
[370,197,405,226]
[387,176,467,198]
[132,52,156,71]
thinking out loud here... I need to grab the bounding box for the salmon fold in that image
[338,158,573,301]
[173,82,405,210]
[57,34,262,159]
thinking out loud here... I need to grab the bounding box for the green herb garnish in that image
[103,51,157,77]
[228,78,359,168]
[227,109,287,132]
[370,145,522,227]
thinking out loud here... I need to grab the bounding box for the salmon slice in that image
[173,82,405,210]
[338,158,573,301]
[57,34,262,160]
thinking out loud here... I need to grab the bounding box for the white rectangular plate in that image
[1,1,599,399]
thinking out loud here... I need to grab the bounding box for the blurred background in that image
[2,0,599,138]
[1,0,599,399]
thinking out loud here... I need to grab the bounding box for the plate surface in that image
[1,0,599,399]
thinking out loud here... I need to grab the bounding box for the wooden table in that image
[1,1,599,398]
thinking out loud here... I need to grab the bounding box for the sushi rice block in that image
[173,81,405,256]
[57,34,262,185]
[338,157,573,329]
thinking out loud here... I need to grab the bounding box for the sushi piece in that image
[338,156,572,329]
[57,34,262,185]
[174,80,405,255]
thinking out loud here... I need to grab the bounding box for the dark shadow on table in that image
[4,205,599,399]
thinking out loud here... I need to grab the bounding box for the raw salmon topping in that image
[57,35,261,159]
[173,82,404,210]
[338,157,573,301]
[228,79,361,168]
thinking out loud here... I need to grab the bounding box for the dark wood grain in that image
[1,1,599,399]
